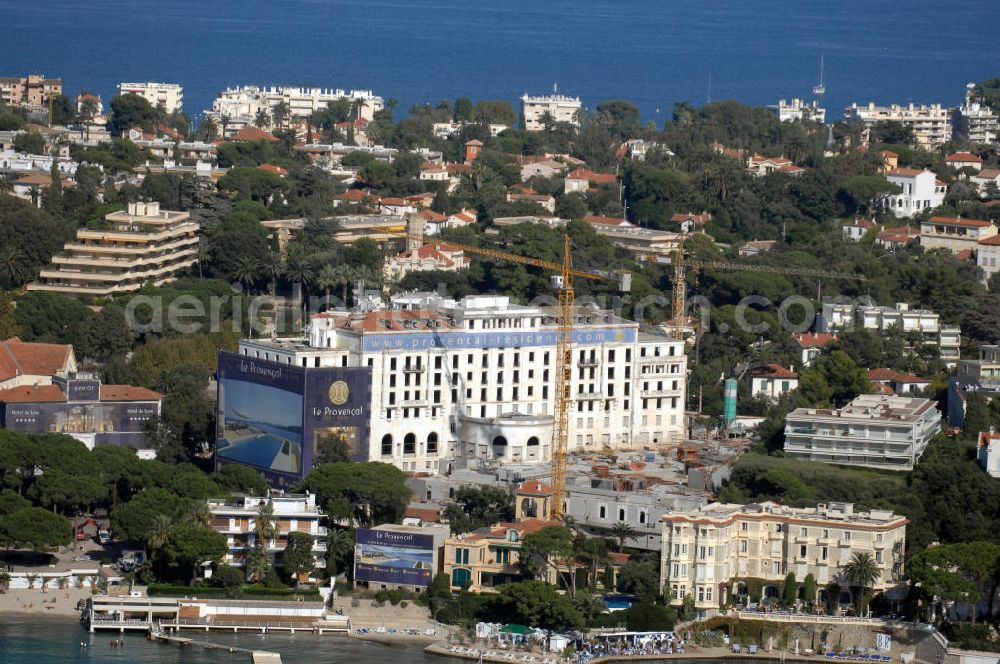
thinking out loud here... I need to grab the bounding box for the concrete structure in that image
[236,291,687,476]
[564,168,617,194]
[746,364,798,401]
[118,82,184,113]
[384,241,470,281]
[882,169,947,218]
[28,201,199,298]
[660,501,908,618]
[670,212,712,233]
[820,301,959,364]
[0,74,61,108]
[443,481,557,591]
[920,216,997,254]
[956,83,1000,146]
[208,494,327,580]
[971,169,1000,197]
[354,522,450,592]
[842,218,877,242]
[868,369,931,396]
[0,338,76,390]
[945,152,983,172]
[783,394,941,471]
[791,332,837,367]
[208,86,383,135]
[0,372,161,455]
[768,98,826,123]
[746,155,805,177]
[977,234,1000,281]
[583,216,683,264]
[521,93,582,131]
[876,225,920,251]
[844,102,953,147]
[977,431,1000,478]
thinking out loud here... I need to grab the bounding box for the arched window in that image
[507,530,519,542]
[452,568,471,586]
[492,436,507,457]
[521,497,537,518]
[381,434,393,456]
[527,436,539,446]
[492,436,508,446]
[427,432,439,454]
[404,433,416,455]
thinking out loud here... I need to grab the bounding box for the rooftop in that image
[663,500,906,527]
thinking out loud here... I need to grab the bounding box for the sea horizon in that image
[1,0,998,124]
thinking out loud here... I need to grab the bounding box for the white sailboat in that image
[813,54,826,95]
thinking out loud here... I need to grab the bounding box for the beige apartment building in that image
[0,74,62,108]
[28,201,199,299]
[844,102,953,147]
[660,501,907,618]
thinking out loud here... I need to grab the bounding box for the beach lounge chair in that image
[733,644,742,653]
[749,644,758,655]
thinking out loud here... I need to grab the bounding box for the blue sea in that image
[1,0,999,123]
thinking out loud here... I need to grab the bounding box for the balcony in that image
[577,358,599,368]
[402,365,426,373]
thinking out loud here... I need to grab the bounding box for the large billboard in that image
[362,327,636,352]
[354,528,435,587]
[216,351,371,483]
[0,400,158,446]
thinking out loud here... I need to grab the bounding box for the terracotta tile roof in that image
[14,173,54,187]
[380,197,410,207]
[748,363,798,379]
[421,209,447,223]
[670,212,712,225]
[0,384,66,403]
[977,168,1000,179]
[928,216,993,228]
[879,150,898,158]
[449,210,476,224]
[0,338,73,382]
[487,518,558,538]
[978,235,1000,246]
[446,163,472,175]
[404,505,442,523]
[607,552,631,565]
[256,164,288,177]
[845,218,877,228]
[100,385,162,401]
[955,249,974,261]
[566,168,617,185]
[336,188,368,201]
[868,368,929,384]
[583,215,631,227]
[465,139,483,146]
[338,309,454,333]
[792,332,837,348]
[946,151,982,163]
[879,225,919,243]
[231,126,278,142]
[518,480,552,496]
[886,167,926,178]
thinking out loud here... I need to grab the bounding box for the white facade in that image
[882,169,946,218]
[977,432,1000,478]
[661,501,907,618]
[208,86,383,131]
[746,365,798,402]
[521,94,582,131]
[237,294,687,475]
[768,98,826,123]
[957,83,999,146]
[784,394,941,471]
[920,216,997,254]
[977,235,1000,281]
[820,301,958,364]
[844,102,953,147]
[118,82,184,113]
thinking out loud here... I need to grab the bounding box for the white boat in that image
[813,54,826,95]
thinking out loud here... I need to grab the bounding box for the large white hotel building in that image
[236,293,686,475]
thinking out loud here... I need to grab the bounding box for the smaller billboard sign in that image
[354,528,435,587]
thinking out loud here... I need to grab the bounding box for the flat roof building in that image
[118,82,184,113]
[783,394,941,471]
[768,98,826,124]
[0,74,62,109]
[660,501,907,618]
[521,93,582,131]
[844,102,953,147]
[28,201,199,299]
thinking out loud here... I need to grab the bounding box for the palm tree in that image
[201,115,219,142]
[0,571,10,591]
[233,255,260,294]
[145,513,174,579]
[253,108,271,129]
[0,246,25,287]
[283,245,315,292]
[843,552,880,614]
[246,547,270,584]
[184,502,212,529]
[315,264,339,306]
[326,528,355,576]
[25,573,37,590]
[254,502,277,547]
[331,264,356,305]
[259,249,283,298]
[609,522,639,553]
[271,102,291,129]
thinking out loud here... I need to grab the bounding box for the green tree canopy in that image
[296,462,410,526]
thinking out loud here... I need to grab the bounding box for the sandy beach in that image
[0,587,91,617]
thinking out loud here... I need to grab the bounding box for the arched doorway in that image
[452,568,471,587]
[492,435,508,458]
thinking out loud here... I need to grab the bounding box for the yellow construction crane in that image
[386,222,630,519]
[668,249,867,337]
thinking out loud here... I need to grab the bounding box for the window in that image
[775,524,783,533]
[599,506,607,519]
[427,432,438,454]
[822,529,829,539]
[843,531,851,540]
[673,544,680,555]
[706,587,713,602]
[741,522,748,531]
[800,527,808,536]
[618,508,625,521]
[381,434,393,456]
[740,540,748,553]
[876,533,883,543]
[799,544,807,558]
[699,546,706,560]
[875,551,883,564]
[639,511,646,525]
[403,433,416,455]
